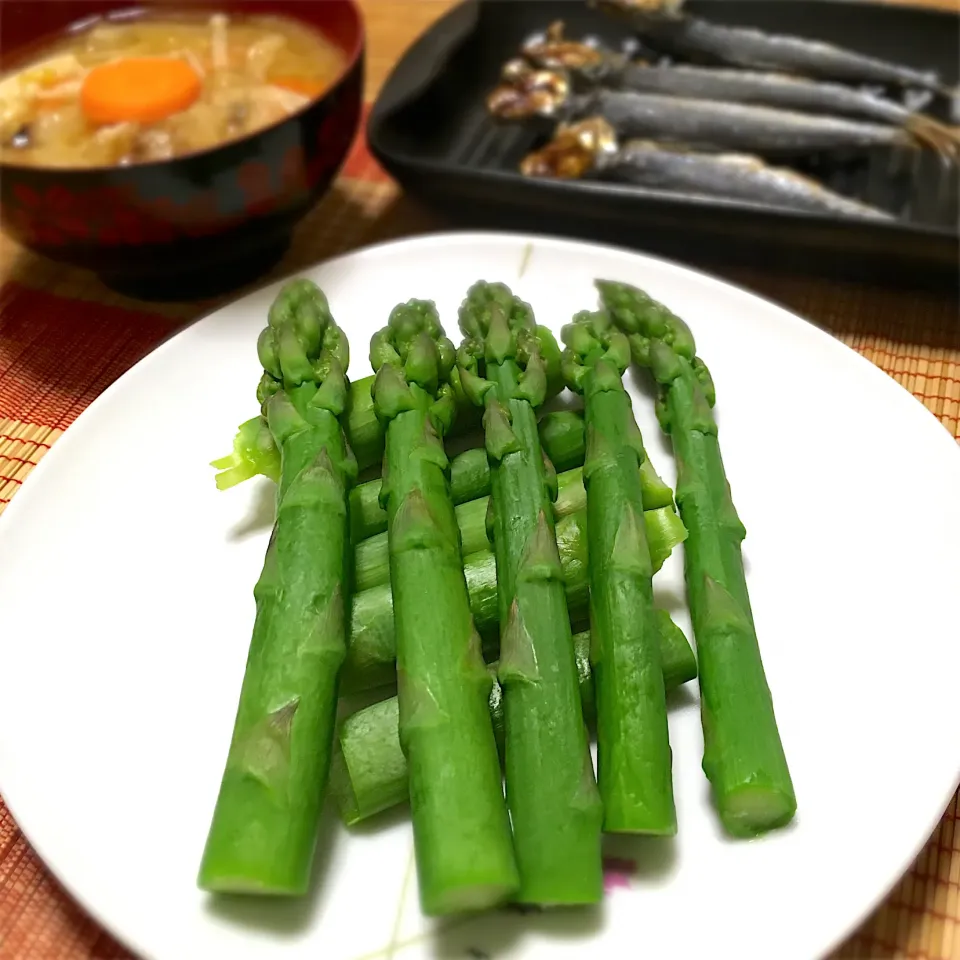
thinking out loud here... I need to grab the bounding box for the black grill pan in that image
[367,0,960,288]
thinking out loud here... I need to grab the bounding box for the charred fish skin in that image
[518,26,958,158]
[520,119,893,220]
[580,89,913,154]
[617,65,910,125]
[521,28,917,127]
[650,20,944,94]
[612,66,960,158]
[603,141,894,219]
[594,0,948,95]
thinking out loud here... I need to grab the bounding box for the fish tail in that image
[904,114,960,163]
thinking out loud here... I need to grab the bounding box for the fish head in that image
[520,117,619,179]
[521,20,619,85]
[590,0,686,22]
[486,62,571,119]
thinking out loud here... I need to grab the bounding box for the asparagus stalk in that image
[215,406,676,543]
[354,445,487,541]
[539,409,676,507]
[371,299,518,915]
[213,323,565,482]
[356,463,591,592]
[198,280,356,895]
[349,409,594,542]
[458,281,603,906]
[356,452,678,592]
[347,410,674,541]
[598,279,796,838]
[562,310,676,835]
[343,501,686,691]
[331,616,697,826]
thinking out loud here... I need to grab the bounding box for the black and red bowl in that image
[0,0,364,298]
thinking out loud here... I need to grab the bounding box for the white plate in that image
[1,233,958,960]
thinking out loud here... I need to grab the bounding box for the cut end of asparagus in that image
[603,812,678,837]
[211,417,281,490]
[199,874,307,896]
[423,880,519,917]
[513,882,603,908]
[328,740,362,828]
[602,763,678,834]
[719,785,797,838]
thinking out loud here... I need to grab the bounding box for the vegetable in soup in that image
[0,12,346,167]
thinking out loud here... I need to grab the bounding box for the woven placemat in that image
[1,117,959,960]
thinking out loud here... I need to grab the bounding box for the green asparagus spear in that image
[597,279,796,838]
[539,409,587,472]
[213,323,565,483]
[458,281,603,906]
[331,616,697,826]
[348,410,598,542]
[562,310,676,835]
[538,409,676,508]
[343,501,686,691]
[198,280,356,895]
[214,406,676,544]
[355,441,680,591]
[354,445,485,541]
[357,464,584,592]
[371,299,518,915]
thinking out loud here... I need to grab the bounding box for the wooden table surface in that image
[0,2,958,959]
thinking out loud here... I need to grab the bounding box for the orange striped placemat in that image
[1,115,959,960]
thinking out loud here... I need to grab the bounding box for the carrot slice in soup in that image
[81,58,201,125]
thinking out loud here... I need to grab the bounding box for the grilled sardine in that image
[521,118,893,220]
[593,0,953,96]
